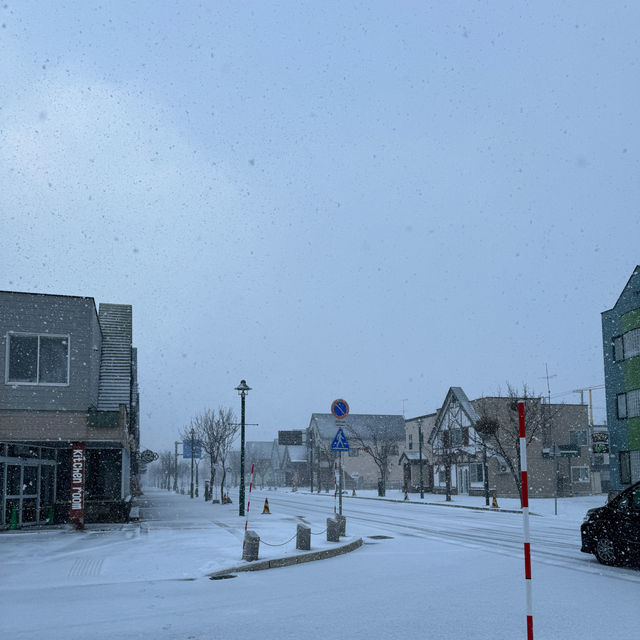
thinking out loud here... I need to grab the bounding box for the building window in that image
[408,434,413,450]
[613,335,624,362]
[628,389,640,418]
[620,451,632,485]
[569,430,588,447]
[623,328,640,359]
[617,393,627,419]
[571,466,589,483]
[6,333,70,385]
[470,463,484,483]
[450,429,462,447]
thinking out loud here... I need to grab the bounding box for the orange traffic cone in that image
[491,492,499,508]
[352,488,356,497]
[262,498,271,514]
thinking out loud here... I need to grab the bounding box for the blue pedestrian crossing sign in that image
[331,428,350,451]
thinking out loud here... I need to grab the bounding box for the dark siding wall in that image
[0,292,101,411]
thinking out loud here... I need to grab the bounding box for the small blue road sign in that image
[331,399,350,419]
[331,428,350,451]
[183,439,202,459]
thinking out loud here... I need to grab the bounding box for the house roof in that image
[398,451,429,463]
[309,413,405,441]
[287,445,307,462]
[429,387,480,444]
[603,264,640,312]
[245,441,273,461]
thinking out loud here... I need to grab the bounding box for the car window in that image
[632,488,640,510]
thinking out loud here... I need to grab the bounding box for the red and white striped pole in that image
[518,401,533,640]
[244,463,255,533]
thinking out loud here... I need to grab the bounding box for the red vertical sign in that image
[69,442,86,530]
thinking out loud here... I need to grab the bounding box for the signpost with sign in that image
[542,443,579,515]
[330,399,350,516]
[182,439,202,459]
[278,430,303,446]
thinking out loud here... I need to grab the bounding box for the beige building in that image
[399,412,436,492]
[427,387,593,499]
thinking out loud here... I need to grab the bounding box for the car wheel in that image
[595,536,619,566]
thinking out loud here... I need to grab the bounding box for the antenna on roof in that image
[539,363,557,405]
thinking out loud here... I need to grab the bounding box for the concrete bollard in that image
[335,514,346,536]
[296,524,311,550]
[326,517,340,542]
[242,530,260,562]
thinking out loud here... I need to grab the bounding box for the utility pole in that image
[173,441,179,492]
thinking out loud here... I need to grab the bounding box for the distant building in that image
[308,413,405,492]
[602,265,640,495]
[400,413,436,492]
[0,291,139,527]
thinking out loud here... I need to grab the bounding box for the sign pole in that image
[330,398,350,518]
[339,450,343,515]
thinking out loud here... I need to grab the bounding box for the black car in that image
[581,481,640,566]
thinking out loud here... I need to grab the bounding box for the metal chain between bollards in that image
[310,528,327,535]
[260,533,297,547]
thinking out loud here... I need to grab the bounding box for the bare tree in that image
[185,407,238,502]
[475,384,551,501]
[188,409,220,498]
[149,450,173,489]
[344,423,401,496]
[215,407,239,503]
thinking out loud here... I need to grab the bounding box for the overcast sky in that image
[2,2,639,451]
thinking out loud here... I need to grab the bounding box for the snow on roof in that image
[245,441,273,461]
[287,445,307,462]
[309,413,405,441]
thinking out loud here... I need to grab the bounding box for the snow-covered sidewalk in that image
[0,487,358,588]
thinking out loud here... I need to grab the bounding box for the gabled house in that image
[0,291,139,527]
[428,386,593,498]
[245,441,274,487]
[308,413,405,492]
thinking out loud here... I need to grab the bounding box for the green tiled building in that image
[602,266,640,494]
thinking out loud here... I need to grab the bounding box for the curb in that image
[208,537,363,578]
[299,491,541,516]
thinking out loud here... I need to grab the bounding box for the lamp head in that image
[235,379,252,396]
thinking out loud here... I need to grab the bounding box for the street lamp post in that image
[190,427,195,499]
[235,379,252,517]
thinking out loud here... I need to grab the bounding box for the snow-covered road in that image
[1,488,638,639]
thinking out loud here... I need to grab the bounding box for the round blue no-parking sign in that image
[331,398,349,418]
